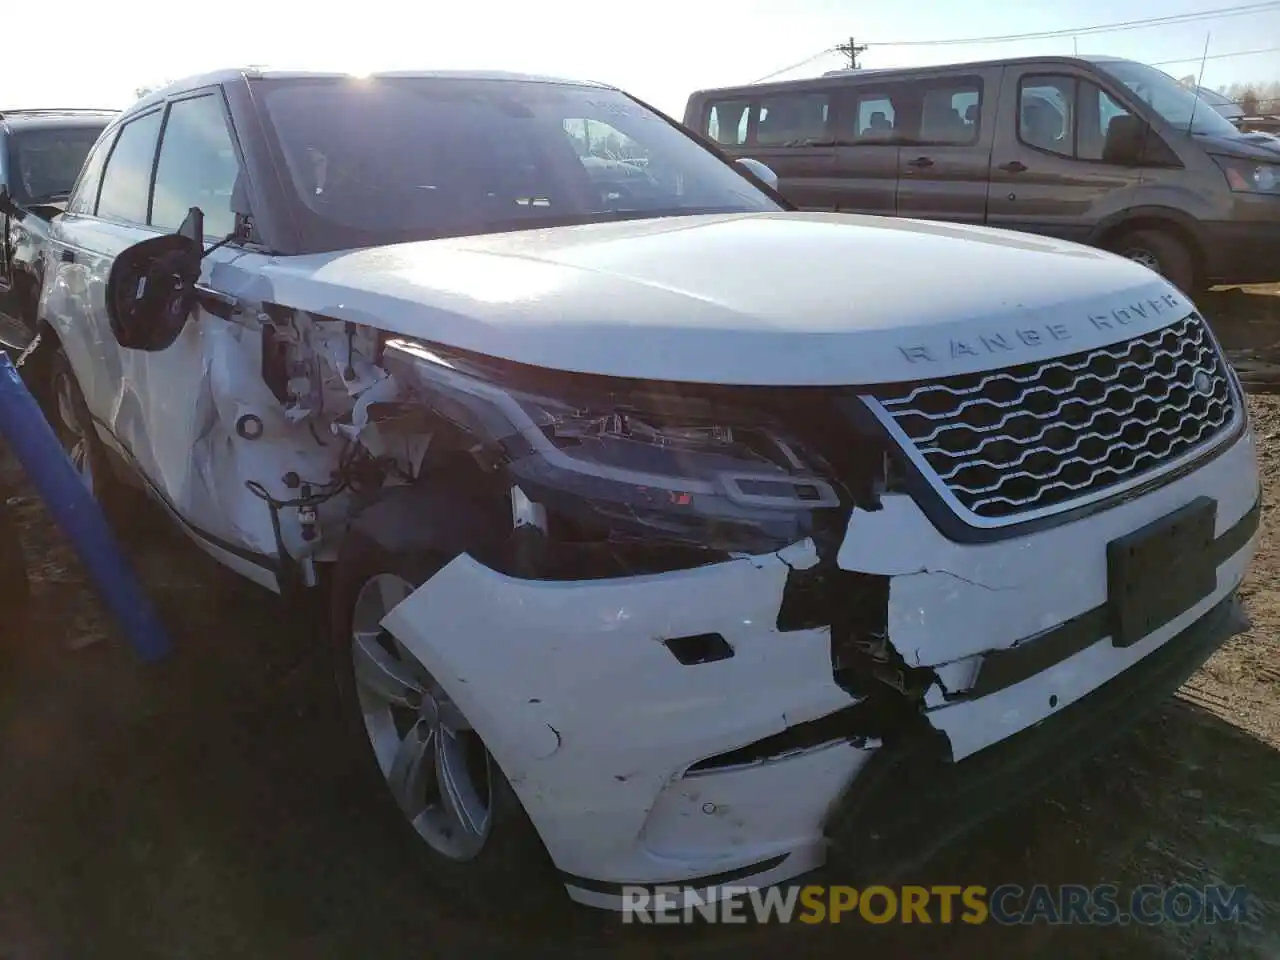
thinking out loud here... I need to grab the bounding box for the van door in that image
[894,69,1002,225]
[986,65,1142,243]
[743,89,838,210]
[828,84,907,216]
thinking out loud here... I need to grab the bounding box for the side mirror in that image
[735,157,779,190]
[105,207,204,352]
[0,184,18,217]
[1103,115,1152,166]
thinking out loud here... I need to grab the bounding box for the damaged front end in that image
[204,305,1256,903]
[380,337,939,705]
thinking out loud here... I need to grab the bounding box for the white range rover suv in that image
[35,67,1260,911]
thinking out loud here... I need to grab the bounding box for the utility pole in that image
[835,36,867,69]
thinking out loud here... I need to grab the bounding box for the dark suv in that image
[0,109,115,351]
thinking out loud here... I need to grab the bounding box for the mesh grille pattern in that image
[871,314,1237,520]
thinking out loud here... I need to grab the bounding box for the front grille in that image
[867,314,1238,523]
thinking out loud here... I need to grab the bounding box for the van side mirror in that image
[735,157,779,190]
[1103,115,1154,166]
[105,207,204,352]
[0,184,17,217]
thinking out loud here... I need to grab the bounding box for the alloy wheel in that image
[350,573,494,861]
[1122,247,1162,274]
[53,369,95,495]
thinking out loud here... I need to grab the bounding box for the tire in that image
[48,348,117,506]
[329,533,564,918]
[45,347,153,535]
[1107,228,1199,295]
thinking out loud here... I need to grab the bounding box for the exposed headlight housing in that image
[1211,155,1280,194]
[382,338,847,564]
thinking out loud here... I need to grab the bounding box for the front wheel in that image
[49,347,115,507]
[1107,228,1199,295]
[329,537,562,915]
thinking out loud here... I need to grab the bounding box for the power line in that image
[748,4,1280,86]
[750,48,837,83]
[863,2,1280,48]
[1151,44,1280,64]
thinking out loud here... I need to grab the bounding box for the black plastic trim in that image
[964,496,1258,699]
[559,853,790,896]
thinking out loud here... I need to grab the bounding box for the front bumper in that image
[380,427,1260,910]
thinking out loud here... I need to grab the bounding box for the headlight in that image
[382,338,845,559]
[1211,155,1280,194]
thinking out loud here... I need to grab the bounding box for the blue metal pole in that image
[0,353,171,662]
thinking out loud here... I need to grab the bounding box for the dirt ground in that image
[1,286,1278,960]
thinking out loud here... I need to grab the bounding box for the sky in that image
[6,0,1278,117]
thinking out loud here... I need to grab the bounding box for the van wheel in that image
[1108,229,1198,295]
[329,537,563,917]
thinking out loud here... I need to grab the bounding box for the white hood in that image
[255,212,1195,386]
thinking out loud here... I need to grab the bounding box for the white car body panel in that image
[379,429,1258,903]
[258,212,1190,386]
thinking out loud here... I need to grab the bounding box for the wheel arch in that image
[1089,207,1207,290]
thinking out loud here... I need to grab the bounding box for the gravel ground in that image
[0,285,1277,959]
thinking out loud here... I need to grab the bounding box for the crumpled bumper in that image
[379,429,1260,909]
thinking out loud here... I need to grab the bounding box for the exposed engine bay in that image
[199,299,888,591]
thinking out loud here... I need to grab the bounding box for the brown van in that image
[685,56,1280,294]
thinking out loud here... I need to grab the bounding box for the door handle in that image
[905,156,935,169]
[998,160,1028,174]
[60,248,76,264]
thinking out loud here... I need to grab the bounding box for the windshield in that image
[252,76,780,250]
[10,126,105,203]
[1093,61,1242,137]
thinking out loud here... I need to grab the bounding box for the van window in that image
[1019,75,1137,163]
[706,100,750,146]
[1019,76,1075,157]
[1078,85,1134,161]
[917,80,982,145]
[756,93,829,147]
[851,92,898,141]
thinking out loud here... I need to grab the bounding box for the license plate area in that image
[1107,496,1217,648]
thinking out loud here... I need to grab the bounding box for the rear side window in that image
[96,110,163,224]
[917,79,982,145]
[845,91,901,141]
[756,92,829,147]
[151,93,242,237]
[705,99,750,146]
[68,130,116,215]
